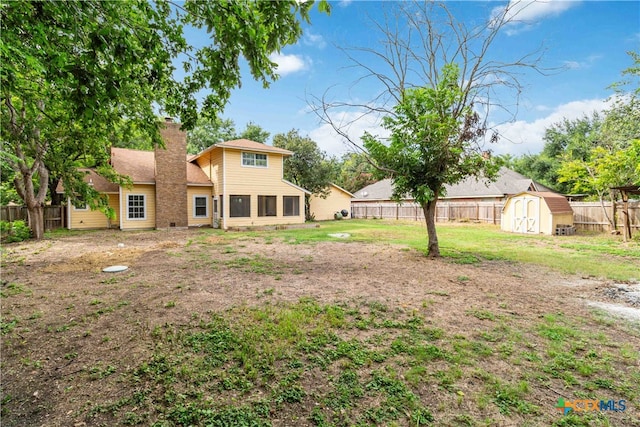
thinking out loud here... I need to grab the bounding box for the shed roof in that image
[507,191,573,214]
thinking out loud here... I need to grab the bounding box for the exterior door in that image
[212,197,219,228]
[512,196,539,234]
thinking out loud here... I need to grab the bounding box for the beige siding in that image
[120,184,156,229]
[309,186,352,220]
[68,194,120,230]
[188,186,213,227]
[221,149,305,228]
[69,205,110,229]
[539,202,552,235]
[108,193,119,228]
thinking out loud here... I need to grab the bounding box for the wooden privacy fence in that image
[351,200,640,233]
[0,205,65,231]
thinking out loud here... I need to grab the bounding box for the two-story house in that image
[61,119,309,230]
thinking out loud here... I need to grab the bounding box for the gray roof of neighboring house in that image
[352,167,556,200]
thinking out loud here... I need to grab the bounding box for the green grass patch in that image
[74,299,640,426]
[228,220,640,280]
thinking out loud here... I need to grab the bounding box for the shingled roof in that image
[353,167,555,200]
[110,147,212,185]
[190,139,293,161]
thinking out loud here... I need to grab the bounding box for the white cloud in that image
[303,31,327,49]
[562,54,602,70]
[489,98,613,156]
[306,109,390,156]
[492,0,581,35]
[269,53,309,76]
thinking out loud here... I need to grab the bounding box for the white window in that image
[242,152,267,167]
[193,195,208,218]
[127,194,146,220]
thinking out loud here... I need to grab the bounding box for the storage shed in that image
[501,191,574,235]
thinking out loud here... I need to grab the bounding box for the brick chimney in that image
[155,118,188,229]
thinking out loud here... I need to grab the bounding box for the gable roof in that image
[110,147,212,185]
[55,168,120,194]
[353,167,556,200]
[191,139,293,161]
[328,183,355,198]
[507,191,573,214]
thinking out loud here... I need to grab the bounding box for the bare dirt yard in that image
[1,228,639,426]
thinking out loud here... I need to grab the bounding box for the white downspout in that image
[222,148,227,230]
[119,187,123,230]
[67,197,71,230]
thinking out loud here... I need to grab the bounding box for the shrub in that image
[0,220,31,243]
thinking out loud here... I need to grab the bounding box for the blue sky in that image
[212,1,639,157]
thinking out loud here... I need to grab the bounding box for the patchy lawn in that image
[1,223,639,426]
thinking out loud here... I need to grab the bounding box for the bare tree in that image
[310,1,552,256]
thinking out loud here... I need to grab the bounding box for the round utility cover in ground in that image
[328,233,351,238]
[102,265,128,273]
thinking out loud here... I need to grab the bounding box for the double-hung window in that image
[127,194,146,220]
[193,196,208,218]
[242,152,267,167]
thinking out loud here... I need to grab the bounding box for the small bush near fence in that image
[0,220,31,243]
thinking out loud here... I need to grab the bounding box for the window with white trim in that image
[283,196,300,217]
[127,194,146,220]
[193,195,208,218]
[242,152,267,167]
[258,195,277,217]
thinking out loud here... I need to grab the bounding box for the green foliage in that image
[332,152,377,194]
[0,220,31,243]
[273,129,336,219]
[238,121,270,144]
[1,0,330,238]
[363,64,500,256]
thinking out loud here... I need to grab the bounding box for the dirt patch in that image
[1,228,638,426]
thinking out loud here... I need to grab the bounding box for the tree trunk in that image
[27,204,45,240]
[421,199,440,258]
[49,176,63,205]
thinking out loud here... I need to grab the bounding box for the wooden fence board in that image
[351,200,640,233]
[0,205,65,230]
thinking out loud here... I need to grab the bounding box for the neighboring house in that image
[309,184,354,220]
[351,167,561,223]
[501,191,574,235]
[60,119,308,230]
[353,167,555,203]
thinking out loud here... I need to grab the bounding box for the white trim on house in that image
[192,194,209,219]
[241,151,268,168]
[126,194,147,220]
[222,148,227,230]
[118,187,123,229]
[283,179,312,195]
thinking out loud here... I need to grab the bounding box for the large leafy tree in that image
[504,113,602,194]
[273,129,335,220]
[1,0,329,239]
[364,64,499,257]
[238,122,270,144]
[187,117,238,155]
[334,152,377,194]
[312,1,546,257]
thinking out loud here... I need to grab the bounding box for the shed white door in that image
[512,196,540,234]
